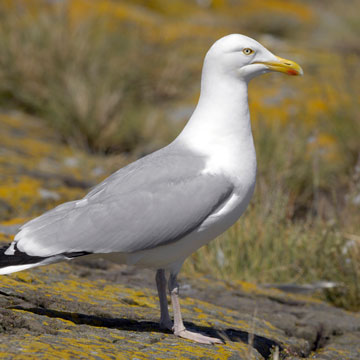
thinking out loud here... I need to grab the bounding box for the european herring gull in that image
[0,34,302,344]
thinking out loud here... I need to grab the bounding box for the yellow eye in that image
[243,48,254,55]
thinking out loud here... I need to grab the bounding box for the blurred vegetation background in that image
[0,0,359,310]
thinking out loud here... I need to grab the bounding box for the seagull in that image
[0,34,302,344]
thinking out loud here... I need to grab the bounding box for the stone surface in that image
[0,255,359,359]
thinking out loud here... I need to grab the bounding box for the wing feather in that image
[12,147,234,257]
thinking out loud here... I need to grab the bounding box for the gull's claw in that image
[175,329,223,345]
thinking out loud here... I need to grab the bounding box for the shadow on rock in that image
[10,305,282,358]
[222,328,282,359]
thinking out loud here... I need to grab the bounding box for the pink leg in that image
[168,273,223,345]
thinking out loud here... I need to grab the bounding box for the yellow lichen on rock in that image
[0,112,126,221]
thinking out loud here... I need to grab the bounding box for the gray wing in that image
[13,147,234,257]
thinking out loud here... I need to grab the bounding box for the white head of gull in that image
[0,34,303,344]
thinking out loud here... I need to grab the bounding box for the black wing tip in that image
[0,243,92,268]
[0,243,48,267]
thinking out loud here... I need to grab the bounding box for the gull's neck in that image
[175,63,256,181]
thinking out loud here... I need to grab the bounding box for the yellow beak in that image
[256,56,303,76]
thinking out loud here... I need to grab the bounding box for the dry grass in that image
[0,4,190,153]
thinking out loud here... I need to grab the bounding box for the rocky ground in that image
[0,112,359,359]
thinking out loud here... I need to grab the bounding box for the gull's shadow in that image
[10,306,281,359]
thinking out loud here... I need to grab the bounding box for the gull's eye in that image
[243,48,254,55]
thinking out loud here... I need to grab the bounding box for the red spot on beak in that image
[287,69,298,75]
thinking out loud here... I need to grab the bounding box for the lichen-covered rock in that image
[0,112,127,221]
[0,256,359,359]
